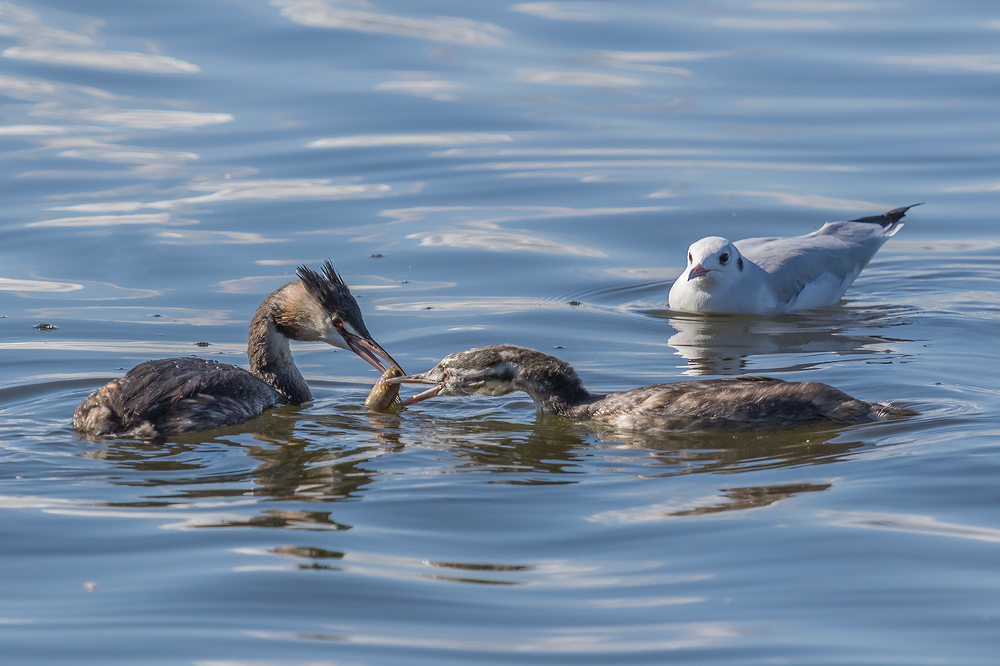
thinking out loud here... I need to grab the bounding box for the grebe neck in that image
[506,351,595,416]
[247,287,311,404]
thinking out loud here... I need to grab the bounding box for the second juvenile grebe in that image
[668,205,919,313]
[389,345,916,430]
[73,261,401,437]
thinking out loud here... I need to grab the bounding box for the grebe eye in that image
[719,253,729,264]
[332,317,344,329]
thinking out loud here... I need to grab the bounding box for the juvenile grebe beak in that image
[383,373,442,405]
[341,331,403,374]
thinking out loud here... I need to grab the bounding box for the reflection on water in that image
[663,482,831,517]
[586,482,831,524]
[73,399,870,518]
[592,423,871,476]
[651,307,915,375]
[822,510,1000,543]
[274,0,511,47]
[81,407,403,512]
[244,620,740,654]
[3,49,200,74]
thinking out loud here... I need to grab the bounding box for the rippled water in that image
[2,1,1000,663]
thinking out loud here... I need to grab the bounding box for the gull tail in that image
[849,203,923,233]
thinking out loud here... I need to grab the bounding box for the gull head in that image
[668,236,749,312]
[684,237,743,284]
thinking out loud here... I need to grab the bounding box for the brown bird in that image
[389,345,916,431]
[73,261,400,437]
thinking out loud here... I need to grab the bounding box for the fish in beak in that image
[383,372,443,406]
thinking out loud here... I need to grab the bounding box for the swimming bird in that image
[668,205,918,314]
[73,261,401,437]
[389,345,915,431]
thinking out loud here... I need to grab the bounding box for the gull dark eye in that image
[719,253,729,264]
[688,252,693,263]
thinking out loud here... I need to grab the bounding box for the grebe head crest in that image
[297,260,369,334]
[279,260,401,372]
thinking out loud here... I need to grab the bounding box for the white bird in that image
[668,205,918,314]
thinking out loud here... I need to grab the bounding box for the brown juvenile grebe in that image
[668,205,919,313]
[73,261,401,437]
[389,345,916,430]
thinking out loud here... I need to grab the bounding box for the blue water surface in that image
[1,1,999,663]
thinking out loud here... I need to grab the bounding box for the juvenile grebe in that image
[668,205,919,314]
[73,261,401,437]
[389,345,916,430]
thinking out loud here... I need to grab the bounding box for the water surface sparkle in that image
[0,1,998,664]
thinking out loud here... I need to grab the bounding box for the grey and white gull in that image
[668,205,919,314]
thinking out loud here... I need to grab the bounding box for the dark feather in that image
[848,203,922,229]
[74,357,282,437]
[296,259,370,337]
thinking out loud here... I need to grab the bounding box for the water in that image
[1,0,999,663]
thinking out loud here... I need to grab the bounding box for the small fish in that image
[365,365,403,411]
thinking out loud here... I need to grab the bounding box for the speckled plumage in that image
[398,345,916,431]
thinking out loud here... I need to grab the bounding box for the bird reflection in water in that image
[80,403,405,530]
[652,307,916,376]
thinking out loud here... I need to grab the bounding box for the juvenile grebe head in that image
[389,348,515,404]
[388,345,584,406]
[277,260,401,372]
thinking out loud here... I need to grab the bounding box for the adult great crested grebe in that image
[668,205,919,314]
[388,345,916,431]
[73,261,401,437]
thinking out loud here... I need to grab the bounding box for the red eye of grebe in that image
[332,317,344,328]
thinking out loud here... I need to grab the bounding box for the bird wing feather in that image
[735,220,900,308]
[114,358,281,433]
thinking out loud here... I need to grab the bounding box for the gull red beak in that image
[687,263,710,280]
